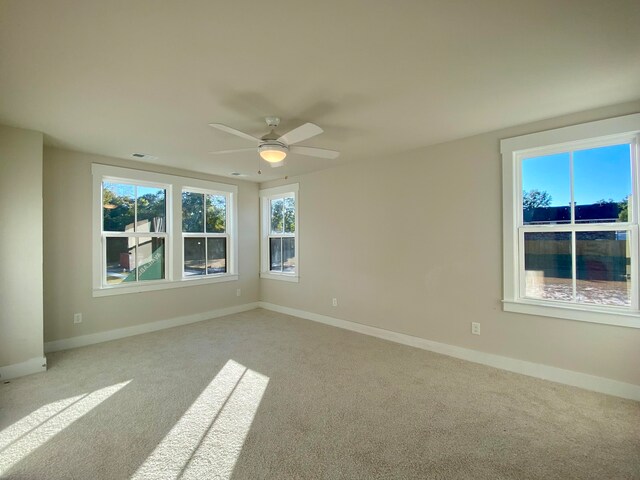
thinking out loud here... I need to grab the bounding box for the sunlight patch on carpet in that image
[0,381,131,475]
[132,359,269,480]
[0,393,86,451]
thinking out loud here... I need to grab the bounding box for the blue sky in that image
[522,143,631,206]
[104,182,165,200]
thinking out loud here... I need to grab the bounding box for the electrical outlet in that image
[74,313,83,324]
[471,322,480,335]
[332,298,338,307]
[236,288,241,297]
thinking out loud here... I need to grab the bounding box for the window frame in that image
[92,164,238,297]
[501,113,640,328]
[259,183,299,282]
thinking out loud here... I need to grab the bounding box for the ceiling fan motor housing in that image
[265,116,280,128]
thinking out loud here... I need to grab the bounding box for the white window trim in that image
[501,113,640,328]
[259,183,299,282]
[92,164,238,297]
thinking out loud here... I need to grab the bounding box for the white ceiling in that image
[1,0,639,182]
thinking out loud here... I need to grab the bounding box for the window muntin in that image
[260,184,298,280]
[518,141,635,309]
[101,181,167,285]
[182,189,229,277]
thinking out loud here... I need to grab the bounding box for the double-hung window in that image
[260,184,299,281]
[501,113,640,327]
[101,180,168,285]
[93,164,238,296]
[182,189,229,277]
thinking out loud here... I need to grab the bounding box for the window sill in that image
[260,272,299,283]
[502,299,640,329]
[93,274,238,297]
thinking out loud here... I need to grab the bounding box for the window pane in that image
[206,194,226,233]
[270,198,284,234]
[576,231,630,306]
[574,144,631,224]
[283,237,295,272]
[522,153,571,224]
[524,232,572,301]
[182,192,204,233]
[207,238,227,274]
[184,237,206,276]
[137,237,165,281]
[270,237,282,271]
[137,187,166,233]
[105,237,136,284]
[284,196,295,234]
[103,183,135,232]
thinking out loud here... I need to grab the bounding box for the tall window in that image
[260,184,299,281]
[93,164,238,296]
[182,189,229,277]
[501,113,640,328]
[102,181,167,285]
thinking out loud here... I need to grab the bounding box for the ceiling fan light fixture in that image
[259,143,288,163]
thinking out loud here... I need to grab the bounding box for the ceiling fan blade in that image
[290,146,340,159]
[209,123,260,143]
[209,148,256,155]
[278,123,323,145]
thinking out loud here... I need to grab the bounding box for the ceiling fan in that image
[209,117,340,167]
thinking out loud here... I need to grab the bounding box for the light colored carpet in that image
[1,308,639,479]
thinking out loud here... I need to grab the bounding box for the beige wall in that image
[0,125,44,368]
[260,101,640,386]
[43,148,259,343]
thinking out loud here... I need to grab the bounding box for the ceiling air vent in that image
[131,153,158,160]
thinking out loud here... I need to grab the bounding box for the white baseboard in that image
[0,356,47,380]
[40,299,640,401]
[258,302,640,402]
[44,302,259,353]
